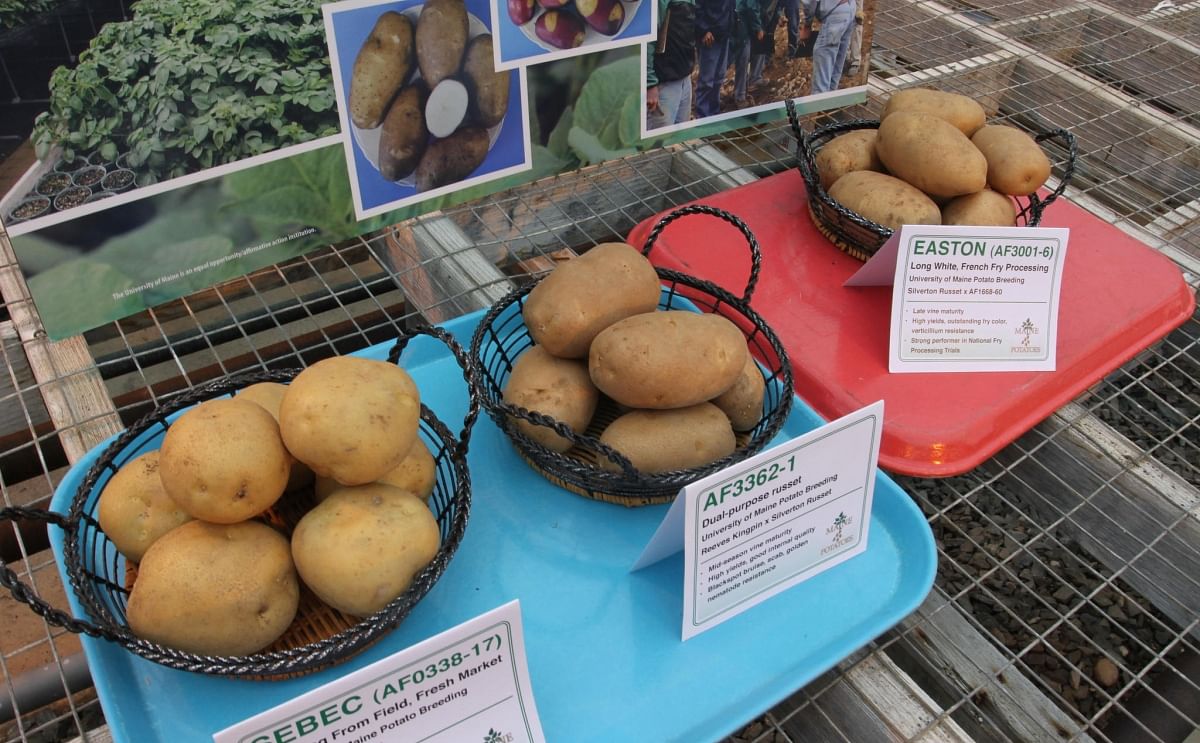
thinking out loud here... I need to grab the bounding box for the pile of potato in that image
[349,0,510,191]
[815,88,1053,230]
[503,242,766,476]
[97,357,441,657]
[507,0,630,50]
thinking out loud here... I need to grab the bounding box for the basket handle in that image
[493,401,643,478]
[785,98,811,169]
[784,98,832,186]
[641,204,763,304]
[1034,127,1077,209]
[0,507,133,644]
[386,324,480,460]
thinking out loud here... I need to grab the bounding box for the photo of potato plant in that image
[0,0,59,31]
[2,0,341,225]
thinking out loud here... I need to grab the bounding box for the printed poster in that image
[0,0,874,339]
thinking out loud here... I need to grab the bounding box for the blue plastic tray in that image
[49,308,936,743]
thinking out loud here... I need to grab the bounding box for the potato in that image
[711,353,766,431]
[314,439,437,503]
[941,189,1016,227]
[379,84,429,181]
[463,34,510,129]
[875,111,987,198]
[349,12,415,129]
[577,0,625,35]
[291,486,439,617]
[279,356,421,486]
[414,126,489,192]
[815,129,884,191]
[881,88,986,137]
[599,403,735,474]
[589,311,748,409]
[508,0,536,24]
[827,171,942,230]
[235,382,315,493]
[416,0,468,89]
[97,451,191,563]
[502,345,599,452]
[535,9,586,49]
[127,520,299,656]
[523,242,661,359]
[971,124,1052,196]
[159,398,290,524]
[425,79,469,139]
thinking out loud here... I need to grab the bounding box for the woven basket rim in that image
[470,265,796,506]
[55,357,474,678]
[790,113,1079,260]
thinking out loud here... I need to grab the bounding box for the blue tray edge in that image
[46,308,939,743]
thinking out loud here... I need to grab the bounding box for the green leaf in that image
[26,260,142,340]
[567,126,637,166]
[571,54,641,153]
[546,105,574,158]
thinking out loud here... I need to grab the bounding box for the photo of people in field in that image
[644,0,871,133]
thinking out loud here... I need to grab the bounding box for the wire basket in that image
[0,325,478,679]
[470,204,795,507]
[786,100,1079,261]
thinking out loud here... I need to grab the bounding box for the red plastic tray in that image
[627,169,1196,477]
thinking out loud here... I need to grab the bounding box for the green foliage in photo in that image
[32,0,338,184]
[0,0,57,31]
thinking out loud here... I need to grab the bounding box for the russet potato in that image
[416,0,468,89]
[971,124,1052,196]
[348,11,415,129]
[875,111,987,199]
[502,345,599,452]
[589,311,748,410]
[880,88,986,137]
[815,129,885,191]
[598,403,736,474]
[711,353,766,431]
[826,170,941,231]
[523,242,662,359]
[941,189,1016,227]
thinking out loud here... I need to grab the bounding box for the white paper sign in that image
[214,601,545,743]
[885,225,1069,373]
[633,401,884,641]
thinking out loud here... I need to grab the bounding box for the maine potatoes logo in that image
[1011,317,1042,354]
[821,511,855,555]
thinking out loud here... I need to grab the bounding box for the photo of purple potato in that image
[507,0,535,24]
[535,8,585,48]
[576,0,624,35]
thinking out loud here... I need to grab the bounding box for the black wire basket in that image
[0,325,478,678]
[786,100,1079,261]
[470,204,795,507]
